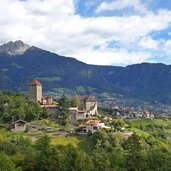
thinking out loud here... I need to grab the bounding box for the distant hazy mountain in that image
[1,40,171,104]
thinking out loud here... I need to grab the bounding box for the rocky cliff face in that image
[0,40,30,56]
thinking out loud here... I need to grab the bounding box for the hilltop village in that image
[10,79,155,134]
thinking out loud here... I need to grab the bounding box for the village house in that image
[79,120,111,134]
[143,109,154,119]
[69,107,87,120]
[10,119,27,132]
[85,120,104,133]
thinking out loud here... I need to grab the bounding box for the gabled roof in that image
[29,79,42,86]
[14,119,27,124]
[85,120,101,125]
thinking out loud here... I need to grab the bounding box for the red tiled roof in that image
[85,120,101,125]
[29,79,42,86]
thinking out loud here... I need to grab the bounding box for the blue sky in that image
[0,0,171,66]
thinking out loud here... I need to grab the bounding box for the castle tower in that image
[29,80,42,103]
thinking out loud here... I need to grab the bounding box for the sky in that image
[0,0,171,66]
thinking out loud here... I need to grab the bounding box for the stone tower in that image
[29,80,42,103]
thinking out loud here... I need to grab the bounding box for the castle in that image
[29,79,98,119]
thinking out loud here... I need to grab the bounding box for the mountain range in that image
[0,41,171,107]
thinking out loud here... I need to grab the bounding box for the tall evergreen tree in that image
[56,95,70,125]
[123,133,147,171]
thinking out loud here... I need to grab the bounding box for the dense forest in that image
[0,91,47,123]
[0,129,171,171]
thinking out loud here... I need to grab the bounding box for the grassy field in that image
[51,136,81,147]
[0,128,10,141]
[128,118,171,150]
[1,118,171,153]
[34,119,59,127]
[129,119,171,127]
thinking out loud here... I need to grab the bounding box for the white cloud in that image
[96,0,148,14]
[0,0,171,65]
[165,40,171,55]
[69,47,153,65]
[138,36,159,49]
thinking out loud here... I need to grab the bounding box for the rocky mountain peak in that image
[0,40,30,56]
